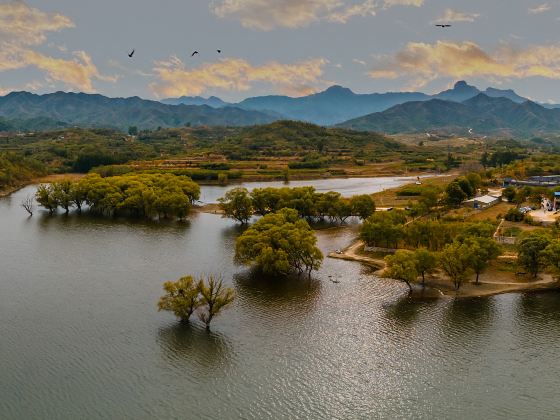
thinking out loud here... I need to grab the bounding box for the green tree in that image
[518,232,552,277]
[445,182,468,207]
[235,208,323,276]
[350,194,376,220]
[158,276,201,321]
[52,180,74,214]
[128,126,138,136]
[197,275,235,329]
[502,186,517,203]
[35,184,58,214]
[413,248,438,286]
[463,237,502,284]
[385,250,419,293]
[440,242,474,290]
[219,187,253,224]
[543,240,560,277]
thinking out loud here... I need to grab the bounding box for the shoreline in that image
[329,240,560,298]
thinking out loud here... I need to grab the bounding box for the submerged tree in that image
[218,187,253,224]
[35,184,58,214]
[158,276,202,322]
[20,194,35,216]
[197,275,235,329]
[235,208,323,277]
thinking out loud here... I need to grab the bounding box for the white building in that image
[464,195,501,210]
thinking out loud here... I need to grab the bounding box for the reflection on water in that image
[157,322,233,374]
[234,271,322,318]
[3,185,560,419]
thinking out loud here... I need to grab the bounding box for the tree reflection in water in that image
[157,322,234,375]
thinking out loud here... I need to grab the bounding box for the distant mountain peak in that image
[322,85,354,95]
[454,81,469,88]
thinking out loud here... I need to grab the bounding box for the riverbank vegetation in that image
[5,121,553,190]
[235,208,323,277]
[35,173,200,219]
[0,152,45,192]
[219,186,375,224]
[158,275,235,329]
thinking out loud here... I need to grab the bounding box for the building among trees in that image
[463,194,501,210]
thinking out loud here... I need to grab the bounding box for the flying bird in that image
[217,49,222,53]
[435,24,451,28]
[191,51,199,57]
[128,49,135,58]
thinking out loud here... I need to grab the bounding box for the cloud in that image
[383,0,424,7]
[369,41,560,88]
[434,8,480,23]
[0,1,74,45]
[0,1,113,92]
[150,56,328,97]
[210,0,421,30]
[529,3,551,14]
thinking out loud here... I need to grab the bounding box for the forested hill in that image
[338,94,560,136]
[0,91,277,131]
[219,120,403,157]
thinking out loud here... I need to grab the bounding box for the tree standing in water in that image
[197,275,235,329]
[158,276,202,322]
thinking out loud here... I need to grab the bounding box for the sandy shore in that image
[329,240,560,298]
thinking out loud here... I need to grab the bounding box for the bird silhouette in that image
[435,24,451,28]
[217,49,222,53]
[191,51,199,57]
[128,49,135,58]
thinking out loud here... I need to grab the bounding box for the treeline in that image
[361,212,495,251]
[219,186,375,224]
[0,152,45,191]
[36,173,200,219]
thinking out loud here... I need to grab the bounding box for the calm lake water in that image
[2,180,560,419]
[199,176,426,203]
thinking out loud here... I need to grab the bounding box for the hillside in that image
[0,91,276,131]
[338,94,560,136]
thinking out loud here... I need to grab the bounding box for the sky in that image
[2,0,560,102]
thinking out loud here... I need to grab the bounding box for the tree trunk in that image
[421,272,426,287]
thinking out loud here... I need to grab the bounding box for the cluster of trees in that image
[481,150,524,168]
[158,275,235,329]
[444,172,483,207]
[219,186,375,224]
[35,173,200,219]
[517,231,560,278]
[235,208,323,277]
[385,234,502,292]
[0,152,45,190]
[361,212,495,252]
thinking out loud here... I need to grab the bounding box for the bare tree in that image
[21,194,35,216]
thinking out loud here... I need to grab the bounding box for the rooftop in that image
[465,195,501,204]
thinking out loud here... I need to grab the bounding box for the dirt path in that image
[328,239,560,298]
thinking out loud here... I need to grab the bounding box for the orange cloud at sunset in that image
[0,1,113,92]
[150,56,329,97]
[370,41,560,88]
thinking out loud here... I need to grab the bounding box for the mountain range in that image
[338,93,560,136]
[162,81,547,126]
[0,91,276,131]
[2,81,560,136]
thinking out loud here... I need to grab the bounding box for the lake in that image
[198,175,426,203]
[2,180,560,419]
